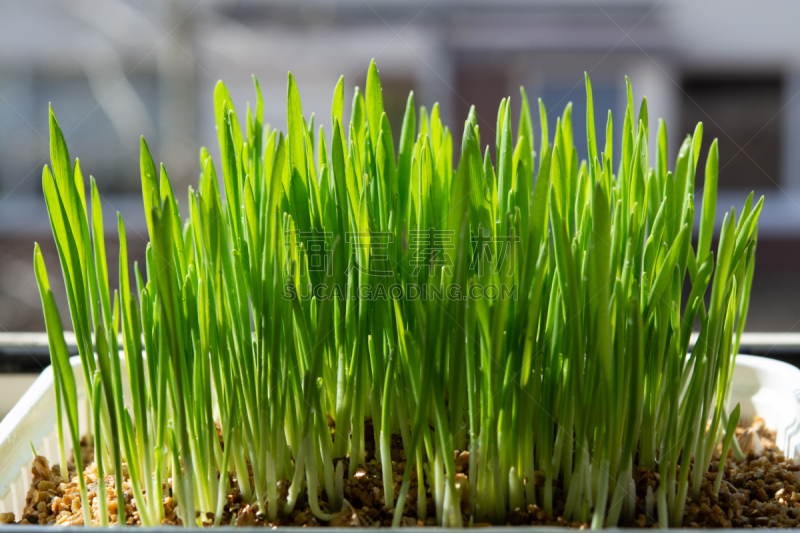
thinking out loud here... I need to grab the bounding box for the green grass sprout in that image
[36,59,760,528]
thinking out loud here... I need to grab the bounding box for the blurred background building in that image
[0,0,799,335]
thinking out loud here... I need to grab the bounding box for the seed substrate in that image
[8,417,800,528]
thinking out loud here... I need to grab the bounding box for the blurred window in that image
[0,70,157,195]
[455,59,508,156]
[380,77,415,145]
[540,83,619,167]
[681,74,783,190]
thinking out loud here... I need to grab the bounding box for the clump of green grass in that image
[35,60,760,528]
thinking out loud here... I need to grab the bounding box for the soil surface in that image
[6,417,800,528]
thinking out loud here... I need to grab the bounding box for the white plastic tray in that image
[0,356,131,518]
[0,354,798,524]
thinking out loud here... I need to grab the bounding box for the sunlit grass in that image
[34,60,761,528]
